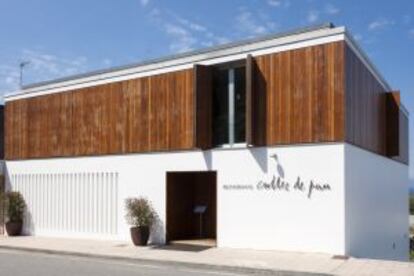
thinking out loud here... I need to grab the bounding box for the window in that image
[213,66,246,146]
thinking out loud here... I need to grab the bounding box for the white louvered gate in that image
[10,172,118,237]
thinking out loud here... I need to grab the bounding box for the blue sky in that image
[0,0,413,182]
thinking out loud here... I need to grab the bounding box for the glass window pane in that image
[234,67,246,143]
[213,69,229,146]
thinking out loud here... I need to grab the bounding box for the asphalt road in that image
[0,249,267,276]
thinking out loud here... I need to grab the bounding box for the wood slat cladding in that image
[385,92,400,157]
[194,65,213,149]
[344,44,408,164]
[5,69,194,159]
[246,54,267,146]
[5,40,408,164]
[345,44,387,156]
[254,41,345,145]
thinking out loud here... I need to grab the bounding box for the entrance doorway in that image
[166,171,216,246]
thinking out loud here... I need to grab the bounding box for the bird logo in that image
[270,153,285,178]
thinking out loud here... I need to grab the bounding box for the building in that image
[3,23,410,261]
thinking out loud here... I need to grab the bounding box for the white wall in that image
[344,144,409,261]
[5,144,346,254]
[216,145,345,254]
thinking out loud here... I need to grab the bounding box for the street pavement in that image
[0,249,325,276]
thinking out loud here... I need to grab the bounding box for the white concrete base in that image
[4,143,409,260]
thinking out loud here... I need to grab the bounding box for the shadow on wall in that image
[23,210,35,236]
[248,147,269,174]
[202,151,213,171]
[150,214,165,245]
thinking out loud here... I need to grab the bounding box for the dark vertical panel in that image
[385,92,400,157]
[333,42,345,140]
[345,44,388,156]
[166,171,216,242]
[394,110,409,164]
[246,54,253,145]
[194,64,213,149]
[246,54,267,146]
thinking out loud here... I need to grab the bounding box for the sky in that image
[0,0,413,183]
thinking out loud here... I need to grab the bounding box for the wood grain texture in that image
[385,92,400,157]
[344,44,408,164]
[254,41,345,145]
[247,54,267,146]
[5,41,408,164]
[345,44,387,156]
[5,69,194,159]
[194,64,213,149]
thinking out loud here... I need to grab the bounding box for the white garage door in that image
[10,172,118,238]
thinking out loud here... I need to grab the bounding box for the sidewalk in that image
[0,236,413,276]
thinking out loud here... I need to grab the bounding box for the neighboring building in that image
[3,23,410,261]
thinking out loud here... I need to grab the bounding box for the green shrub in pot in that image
[4,191,26,236]
[125,197,155,246]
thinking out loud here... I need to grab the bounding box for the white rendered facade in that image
[5,143,409,261]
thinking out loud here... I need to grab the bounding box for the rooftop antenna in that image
[19,61,30,88]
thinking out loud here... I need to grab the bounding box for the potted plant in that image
[125,197,155,246]
[4,191,26,236]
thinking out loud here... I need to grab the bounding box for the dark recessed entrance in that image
[166,171,217,245]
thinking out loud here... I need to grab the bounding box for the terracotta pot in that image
[130,226,150,246]
[5,221,23,236]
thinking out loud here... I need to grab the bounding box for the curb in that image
[0,245,332,276]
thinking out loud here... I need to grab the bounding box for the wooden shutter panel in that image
[385,91,400,157]
[194,64,213,149]
[246,54,266,146]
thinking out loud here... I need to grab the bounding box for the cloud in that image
[235,8,278,37]
[267,0,290,7]
[164,23,197,53]
[21,49,88,77]
[0,65,20,93]
[148,8,229,53]
[236,10,266,35]
[325,4,339,15]
[353,33,363,41]
[174,15,207,32]
[409,29,414,37]
[307,10,319,23]
[0,49,89,96]
[139,0,149,7]
[403,15,411,25]
[368,18,395,31]
[102,58,112,67]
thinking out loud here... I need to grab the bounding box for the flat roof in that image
[4,22,393,102]
[22,23,334,90]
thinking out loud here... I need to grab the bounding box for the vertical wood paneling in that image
[6,69,194,159]
[5,41,407,164]
[194,64,213,149]
[255,41,345,145]
[247,54,267,146]
[345,44,387,156]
